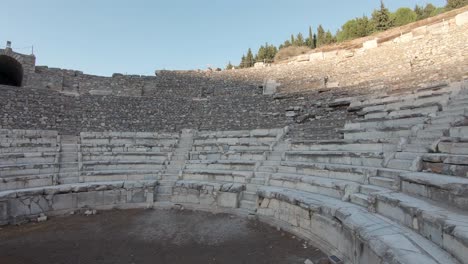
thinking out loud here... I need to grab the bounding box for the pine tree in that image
[324,30,335,45]
[372,1,394,31]
[316,25,325,47]
[295,33,305,46]
[239,55,246,68]
[226,61,234,70]
[290,34,295,45]
[246,48,255,68]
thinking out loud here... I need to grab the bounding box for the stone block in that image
[217,192,238,208]
[309,52,323,61]
[456,11,468,26]
[363,39,378,50]
[51,193,77,211]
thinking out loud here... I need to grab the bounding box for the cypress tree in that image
[316,25,325,47]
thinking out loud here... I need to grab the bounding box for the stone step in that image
[257,166,277,173]
[436,108,467,118]
[257,186,461,264]
[250,178,266,185]
[369,191,468,262]
[60,155,78,162]
[450,126,468,138]
[239,200,256,211]
[350,193,369,207]
[386,159,413,170]
[369,176,396,189]
[445,102,468,111]
[241,191,257,202]
[246,183,260,192]
[430,115,464,125]
[359,184,388,195]
[394,152,423,160]
[155,194,171,202]
[417,128,448,138]
[157,185,173,194]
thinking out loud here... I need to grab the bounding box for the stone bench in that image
[289,139,397,153]
[268,173,360,201]
[0,174,56,191]
[189,150,267,161]
[81,170,162,182]
[0,180,158,225]
[195,128,284,139]
[360,95,449,116]
[171,180,245,209]
[345,116,427,130]
[185,160,257,171]
[81,131,179,140]
[256,186,459,264]
[343,128,412,141]
[182,169,253,183]
[82,161,166,171]
[0,146,57,154]
[362,104,441,120]
[0,152,57,165]
[80,144,176,152]
[398,171,468,210]
[191,142,272,152]
[369,190,468,262]
[81,152,171,162]
[284,151,385,167]
[0,163,57,177]
[421,153,468,177]
[277,161,404,190]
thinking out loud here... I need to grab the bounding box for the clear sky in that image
[1,0,446,76]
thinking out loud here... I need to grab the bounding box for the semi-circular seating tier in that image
[1,80,467,264]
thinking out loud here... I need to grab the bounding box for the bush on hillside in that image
[274,46,312,62]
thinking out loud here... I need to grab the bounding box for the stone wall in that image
[0,83,356,138]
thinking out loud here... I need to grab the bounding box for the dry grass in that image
[274,46,312,62]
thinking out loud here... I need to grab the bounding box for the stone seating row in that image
[256,186,463,264]
[0,180,158,225]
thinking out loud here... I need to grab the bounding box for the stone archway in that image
[0,55,24,87]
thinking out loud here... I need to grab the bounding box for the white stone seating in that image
[256,186,460,264]
[289,139,397,152]
[0,180,158,225]
[348,82,455,113]
[189,150,266,161]
[284,150,386,167]
[0,129,59,191]
[369,190,468,262]
[80,132,179,182]
[398,171,468,210]
[182,169,253,183]
[171,180,245,208]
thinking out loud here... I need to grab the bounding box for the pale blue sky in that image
[1,0,446,76]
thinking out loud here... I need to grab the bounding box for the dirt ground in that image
[0,209,327,264]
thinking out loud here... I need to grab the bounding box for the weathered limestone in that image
[256,186,460,264]
[171,180,244,208]
[0,180,158,225]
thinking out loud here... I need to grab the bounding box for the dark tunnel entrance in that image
[0,55,23,87]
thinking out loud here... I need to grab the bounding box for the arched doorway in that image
[0,55,23,87]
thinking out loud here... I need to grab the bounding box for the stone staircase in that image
[156,129,194,202]
[57,135,80,184]
[240,141,288,212]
